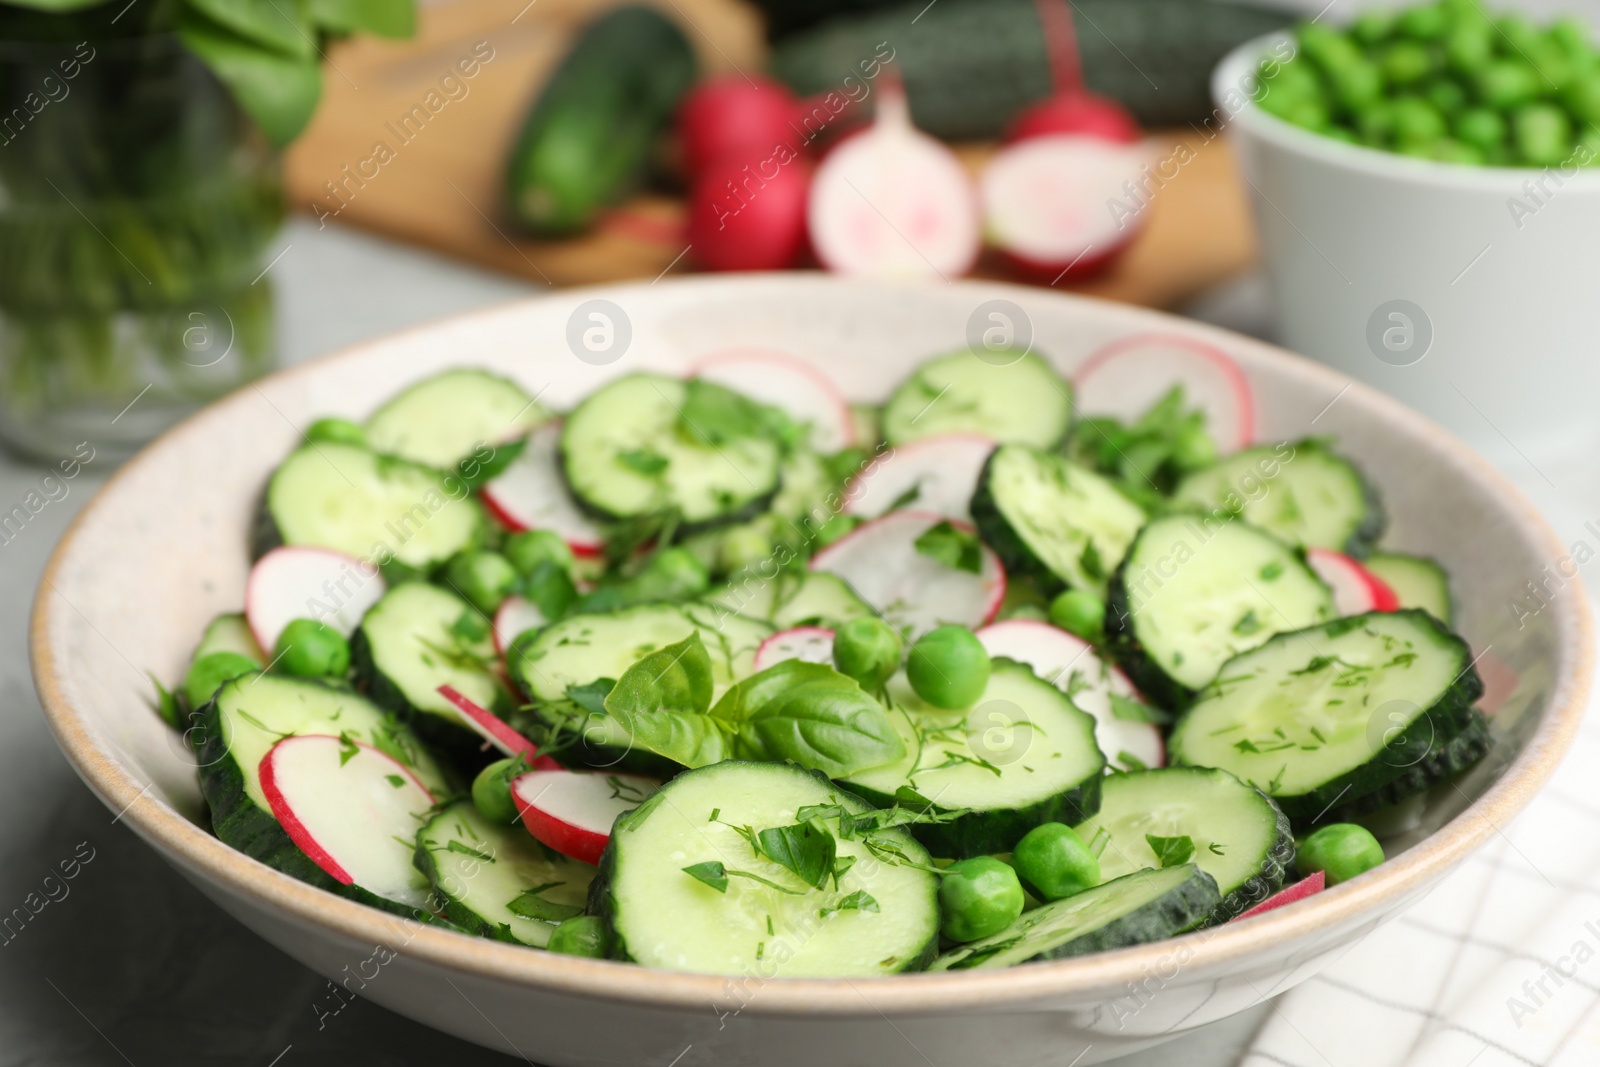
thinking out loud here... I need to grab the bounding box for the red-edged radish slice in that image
[436,684,559,767]
[1476,647,1519,717]
[809,510,1004,637]
[480,422,605,558]
[259,734,436,906]
[1307,548,1401,615]
[975,619,1163,771]
[1074,333,1254,454]
[753,626,836,671]
[492,595,546,657]
[692,348,855,453]
[246,545,385,654]
[1235,871,1326,920]
[980,135,1152,281]
[844,434,996,522]
[512,768,660,866]
[808,84,980,279]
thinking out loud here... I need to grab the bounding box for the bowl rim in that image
[31,274,1594,1016]
[1212,32,1600,191]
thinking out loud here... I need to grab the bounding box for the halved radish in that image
[753,626,836,671]
[492,595,546,657]
[692,349,854,453]
[1235,871,1326,920]
[511,768,660,866]
[1074,333,1254,454]
[844,434,996,522]
[981,135,1152,281]
[807,82,980,278]
[975,619,1163,771]
[480,422,605,557]
[809,510,1004,637]
[246,545,385,655]
[436,684,559,767]
[259,734,435,907]
[1005,0,1141,146]
[1307,548,1401,615]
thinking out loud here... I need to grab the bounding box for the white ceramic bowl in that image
[31,276,1592,1066]
[1214,34,1600,466]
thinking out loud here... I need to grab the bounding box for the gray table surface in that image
[1,218,1589,1067]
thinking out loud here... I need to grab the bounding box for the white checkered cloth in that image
[1243,672,1600,1067]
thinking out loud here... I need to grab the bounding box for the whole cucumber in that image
[505,6,696,235]
[770,0,1290,139]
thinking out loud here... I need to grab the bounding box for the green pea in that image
[1476,60,1541,110]
[305,417,367,448]
[1454,106,1507,153]
[1430,138,1485,164]
[1323,124,1361,144]
[637,547,710,600]
[1296,823,1384,885]
[1356,100,1397,146]
[1048,590,1106,645]
[1423,77,1469,116]
[938,856,1025,942]
[1551,17,1596,65]
[1381,41,1437,86]
[1513,103,1573,165]
[1283,96,1333,132]
[503,530,574,578]
[273,618,351,679]
[1170,420,1217,471]
[1578,124,1600,166]
[1397,2,1449,41]
[717,525,774,573]
[814,513,860,547]
[1564,75,1600,126]
[1328,58,1384,112]
[1494,13,1543,58]
[1297,24,1364,76]
[1350,9,1393,46]
[1012,823,1100,902]
[471,758,523,825]
[832,616,904,692]
[1390,95,1447,146]
[183,651,259,709]
[547,915,609,957]
[1444,24,1494,75]
[1267,55,1325,100]
[445,550,520,614]
[907,626,991,710]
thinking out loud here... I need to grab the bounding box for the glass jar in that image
[0,30,283,462]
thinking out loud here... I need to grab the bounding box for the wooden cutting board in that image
[284,0,1257,307]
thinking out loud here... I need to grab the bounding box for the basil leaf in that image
[681,379,799,449]
[820,890,879,917]
[604,635,730,767]
[913,520,982,574]
[1145,833,1195,867]
[177,6,321,147]
[756,820,835,890]
[308,0,415,37]
[523,561,577,621]
[682,861,729,893]
[186,0,315,58]
[566,679,615,717]
[713,661,904,776]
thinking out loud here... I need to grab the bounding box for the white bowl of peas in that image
[1213,1,1600,466]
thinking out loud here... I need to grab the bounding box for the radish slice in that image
[692,349,855,453]
[1074,333,1254,454]
[436,684,558,767]
[975,619,1163,771]
[511,768,660,866]
[1307,548,1401,616]
[807,84,979,279]
[492,595,546,657]
[809,510,1004,637]
[246,545,385,655]
[259,734,436,906]
[844,434,996,522]
[981,135,1151,281]
[754,626,836,671]
[1236,871,1327,920]
[480,422,605,557]
[1476,647,1519,717]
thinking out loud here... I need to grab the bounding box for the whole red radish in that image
[1006,0,1140,145]
[687,151,812,271]
[678,74,804,177]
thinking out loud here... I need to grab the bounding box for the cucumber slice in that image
[1172,441,1384,557]
[365,369,546,483]
[192,613,265,665]
[929,864,1221,970]
[595,761,941,976]
[195,674,449,897]
[415,800,596,947]
[1169,610,1486,822]
[1073,768,1292,923]
[352,582,509,761]
[842,659,1105,858]
[559,373,783,529]
[882,350,1074,448]
[1363,553,1453,625]
[1107,514,1335,707]
[1318,708,1491,825]
[971,444,1147,598]
[261,443,486,573]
